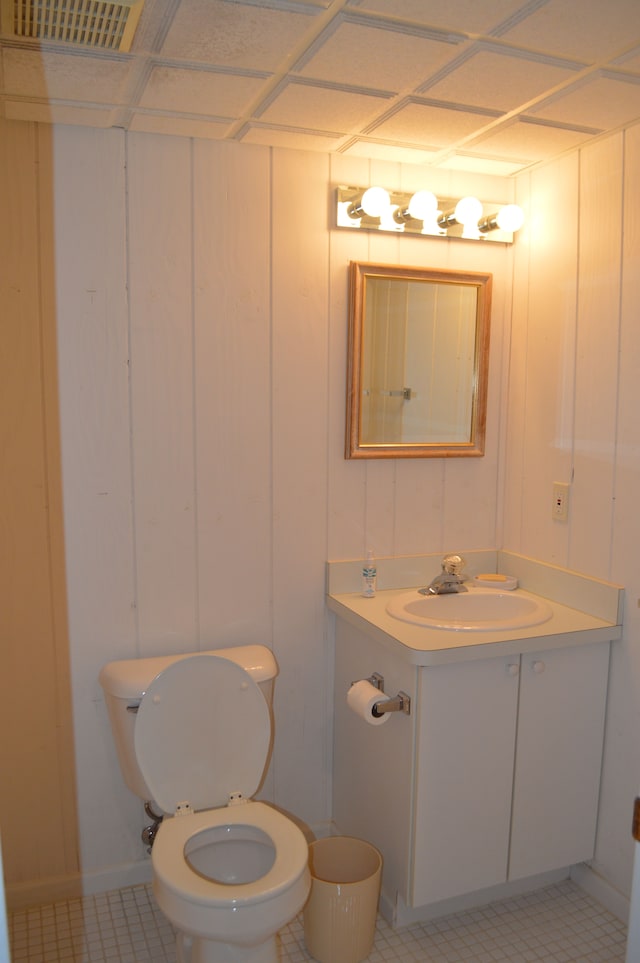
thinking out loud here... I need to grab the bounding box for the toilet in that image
[99,646,311,963]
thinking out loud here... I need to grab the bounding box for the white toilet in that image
[99,645,311,963]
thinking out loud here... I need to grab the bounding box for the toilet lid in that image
[134,654,271,814]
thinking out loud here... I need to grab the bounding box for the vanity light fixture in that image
[336,185,524,244]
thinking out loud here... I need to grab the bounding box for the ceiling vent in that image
[3,0,144,51]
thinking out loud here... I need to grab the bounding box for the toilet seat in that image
[134,654,271,813]
[151,801,309,907]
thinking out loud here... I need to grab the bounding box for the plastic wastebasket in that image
[303,836,382,963]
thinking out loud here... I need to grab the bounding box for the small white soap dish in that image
[473,573,518,590]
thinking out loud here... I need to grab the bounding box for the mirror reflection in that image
[346,262,492,459]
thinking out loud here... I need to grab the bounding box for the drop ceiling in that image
[3,0,640,176]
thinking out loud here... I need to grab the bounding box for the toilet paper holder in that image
[352,672,411,717]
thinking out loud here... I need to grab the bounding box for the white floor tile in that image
[9,878,627,962]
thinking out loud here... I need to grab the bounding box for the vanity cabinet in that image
[411,642,610,905]
[332,618,611,914]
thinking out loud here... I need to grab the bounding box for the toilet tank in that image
[99,645,278,802]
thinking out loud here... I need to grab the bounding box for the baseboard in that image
[384,868,571,929]
[571,862,630,924]
[378,863,631,930]
[6,860,152,910]
[7,874,84,911]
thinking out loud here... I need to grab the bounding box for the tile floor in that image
[9,877,627,962]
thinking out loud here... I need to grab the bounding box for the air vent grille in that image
[7,0,144,50]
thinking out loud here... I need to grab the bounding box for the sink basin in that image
[385,587,553,631]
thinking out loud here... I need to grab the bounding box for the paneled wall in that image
[1,117,514,901]
[509,126,640,898]
[0,121,79,900]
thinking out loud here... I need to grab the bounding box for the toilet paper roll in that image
[347,679,391,726]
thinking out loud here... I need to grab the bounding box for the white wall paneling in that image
[270,148,331,825]
[127,133,199,656]
[591,125,640,896]
[506,153,579,562]
[191,137,278,796]
[570,135,624,575]
[192,141,272,653]
[52,125,142,876]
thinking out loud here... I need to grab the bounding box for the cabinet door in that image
[411,656,520,906]
[508,642,610,880]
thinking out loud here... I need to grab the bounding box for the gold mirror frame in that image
[346,262,492,459]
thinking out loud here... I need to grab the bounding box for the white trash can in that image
[303,836,382,963]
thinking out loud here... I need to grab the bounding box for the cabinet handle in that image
[507,663,519,677]
[633,798,640,843]
[532,660,546,674]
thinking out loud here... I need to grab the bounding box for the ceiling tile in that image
[497,0,640,62]
[3,48,131,103]
[469,117,596,161]
[297,18,463,90]
[160,0,319,69]
[530,73,640,130]
[138,65,265,115]
[345,0,526,35]
[422,47,580,112]
[258,80,392,132]
[368,99,501,148]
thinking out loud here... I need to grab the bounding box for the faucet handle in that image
[442,554,466,575]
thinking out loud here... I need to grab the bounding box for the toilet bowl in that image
[152,802,310,957]
[99,648,311,963]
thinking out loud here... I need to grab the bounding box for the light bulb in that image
[454,196,483,226]
[454,196,483,239]
[407,190,438,221]
[360,186,390,218]
[496,204,524,233]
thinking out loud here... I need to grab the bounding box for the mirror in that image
[346,262,492,459]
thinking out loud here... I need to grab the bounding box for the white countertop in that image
[328,586,623,666]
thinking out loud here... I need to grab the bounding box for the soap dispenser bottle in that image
[362,550,377,598]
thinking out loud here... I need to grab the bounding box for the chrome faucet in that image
[420,554,468,595]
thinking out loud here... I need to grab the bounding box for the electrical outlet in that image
[552,482,570,521]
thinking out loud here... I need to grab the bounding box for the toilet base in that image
[177,931,278,963]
